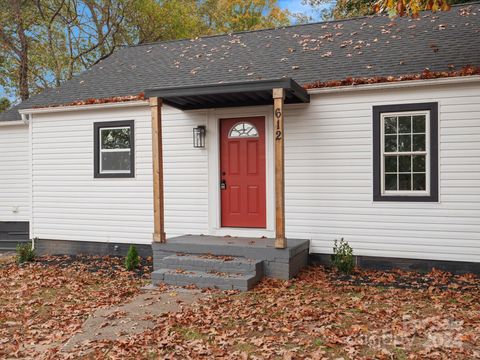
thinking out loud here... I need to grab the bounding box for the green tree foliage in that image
[1,0,129,100]
[0,0,290,102]
[0,0,38,100]
[305,0,469,20]
[124,0,210,44]
[374,0,471,17]
[0,98,10,112]
[201,0,290,33]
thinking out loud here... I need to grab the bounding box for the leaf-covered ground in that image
[62,265,479,359]
[1,255,479,359]
[0,255,150,358]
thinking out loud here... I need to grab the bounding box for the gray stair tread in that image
[152,268,261,291]
[163,254,261,265]
[158,254,263,273]
[153,268,255,279]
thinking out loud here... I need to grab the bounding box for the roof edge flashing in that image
[145,78,298,98]
[144,78,309,110]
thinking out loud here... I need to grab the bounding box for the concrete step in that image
[152,268,262,291]
[158,254,264,274]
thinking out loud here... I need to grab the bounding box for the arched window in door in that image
[228,122,259,138]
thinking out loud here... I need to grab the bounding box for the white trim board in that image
[0,120,27,127]
[19,100,149,115]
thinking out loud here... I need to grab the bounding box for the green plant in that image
[16,243,35,264]
[125,245,140,271]
[332,238,355,274]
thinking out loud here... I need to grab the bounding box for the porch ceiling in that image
[144,78,309,110]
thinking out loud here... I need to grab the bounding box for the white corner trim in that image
[18,100,149,115]
[28,113,34,241]
[307,75,480,94]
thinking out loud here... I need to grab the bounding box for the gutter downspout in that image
[21,112,35,251]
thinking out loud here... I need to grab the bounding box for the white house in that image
[0,4,479,287]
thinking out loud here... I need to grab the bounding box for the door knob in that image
[220,179,227,190]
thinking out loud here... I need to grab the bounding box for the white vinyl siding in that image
[29,80,480,264]
[162,108,208,237]
[283,81,480,263]
[32,108,151,244]
[0,124,30,222]
[31,105,207,244]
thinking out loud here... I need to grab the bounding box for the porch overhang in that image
[144,78,309,110]
[148,79,300,249]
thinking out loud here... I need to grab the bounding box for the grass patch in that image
[312,338,325,347]
[391,347,409,360]
[173,326,208,341]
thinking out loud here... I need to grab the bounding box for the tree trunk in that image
[13,0,29,100]
[18,31,29,100]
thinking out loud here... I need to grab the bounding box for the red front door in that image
[220,117,266,228]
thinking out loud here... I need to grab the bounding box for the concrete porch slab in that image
[153,235,310,280]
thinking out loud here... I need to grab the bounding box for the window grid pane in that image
[100,127,131,149]
[383,113,427,193]
[98,125,133,175]
[100,150,131,173]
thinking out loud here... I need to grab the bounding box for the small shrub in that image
[125,245,140,271]
[16,243,35,264]
[332,238,355,274]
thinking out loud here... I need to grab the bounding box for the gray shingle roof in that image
[1,2,479,122]
[0,108,21,122]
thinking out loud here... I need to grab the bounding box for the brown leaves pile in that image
[304,65,480,89]
[61,266,479,359]
[33,92,145,108]
[0,256,144,358]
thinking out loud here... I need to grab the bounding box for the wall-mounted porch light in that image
[193,125,206,148]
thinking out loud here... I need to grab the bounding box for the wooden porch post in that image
[273,88,286,249]
[150,97,166,243]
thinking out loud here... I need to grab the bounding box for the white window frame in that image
[380,110,431,197]
[99,126,132,175]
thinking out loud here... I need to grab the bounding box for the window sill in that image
[373,194,438,202]
[94,173,135,179]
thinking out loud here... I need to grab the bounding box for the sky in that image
[278,0,328,22]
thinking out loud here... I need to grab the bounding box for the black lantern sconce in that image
[193,125,206,148]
